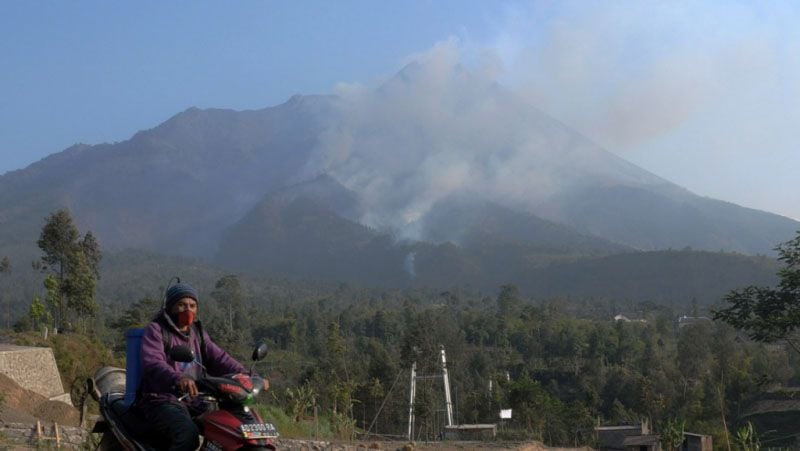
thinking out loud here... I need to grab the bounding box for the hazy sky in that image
[1,1,798,220]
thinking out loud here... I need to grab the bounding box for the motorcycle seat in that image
[104,395,169,450]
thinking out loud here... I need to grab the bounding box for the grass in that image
[254,404,336,440]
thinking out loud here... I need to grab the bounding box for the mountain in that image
[417,193,629,254]
[0,95,337,258]
[539,184,797,253]
[216,182,405,285]
[213,179,779,300]
[0,62,796,300]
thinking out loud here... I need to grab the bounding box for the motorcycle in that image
[89,343,278,451]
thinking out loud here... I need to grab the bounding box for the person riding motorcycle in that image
[138,282,264,451]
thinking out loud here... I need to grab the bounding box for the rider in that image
[138,281,250,451]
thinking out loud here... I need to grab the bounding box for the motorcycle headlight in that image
[242,393,255,406]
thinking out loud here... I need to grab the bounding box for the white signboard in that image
[499,409,512,419]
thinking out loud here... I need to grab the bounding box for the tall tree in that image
[37,209,101,329]
[209,274,250,356]
[43,274,60,325]
[28,296,47,330]
[211,275,245,333]
[713,231,800,353]
[497,284,523,317]
[38,209,78,327]
[0,256,9,328]
[63,248,98,318]
[81,231,102,279]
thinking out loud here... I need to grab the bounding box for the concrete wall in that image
[0,344,70,404]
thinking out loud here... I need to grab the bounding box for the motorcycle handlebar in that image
[176,374,265,402]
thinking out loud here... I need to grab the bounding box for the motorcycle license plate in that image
[240,423,278,439]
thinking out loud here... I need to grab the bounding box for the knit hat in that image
[165,282,199,311]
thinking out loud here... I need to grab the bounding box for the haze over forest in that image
[2,3,800,447]
[0,49,796,317]
[4,2,800,220]
[1,1,799,320]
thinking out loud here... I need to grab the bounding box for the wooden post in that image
[34,419,62,448]
[314,396,319,440]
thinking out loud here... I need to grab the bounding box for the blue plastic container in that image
[124,328,145,406]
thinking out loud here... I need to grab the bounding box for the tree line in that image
[5,209,800,448]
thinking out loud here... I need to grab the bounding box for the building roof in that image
[743,399,800,416]
[623,435,660,446]
[444,424,497,430]
[597,425,645,431]
[684,432,711,438]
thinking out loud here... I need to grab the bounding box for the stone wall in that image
[0,422,86,449]
[0,344,70,405]
[276,439,383,450]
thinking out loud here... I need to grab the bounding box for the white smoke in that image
[302,1,800,229]
[404,251,416,280]
[303,40,622,239]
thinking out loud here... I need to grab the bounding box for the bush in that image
[255,403,334,439]
[10,330,121,406]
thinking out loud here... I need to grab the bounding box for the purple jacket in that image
[138,311,246,410]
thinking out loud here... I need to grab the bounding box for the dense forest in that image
[1,210,799,449]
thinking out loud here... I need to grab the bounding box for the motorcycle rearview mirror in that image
[169,345,195,363]
[252,343,268,361]
[249,343,268,376]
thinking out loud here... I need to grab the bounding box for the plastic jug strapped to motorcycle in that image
[124,328,145,406]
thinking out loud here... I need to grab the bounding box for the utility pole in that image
[440,346,454,427]
[407,361,417,441]
[408,346,456,441]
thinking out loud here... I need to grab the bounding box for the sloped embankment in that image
[0,373,80,426]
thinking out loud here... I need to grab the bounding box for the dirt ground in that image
[282,439,591,451]
[0,373,81,427]
[1,374,589,451]
[384,442,583,450]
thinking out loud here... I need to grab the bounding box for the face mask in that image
[177,310,195,328]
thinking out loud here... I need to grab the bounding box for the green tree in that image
[0,256,9,328]
[497,284,523,317]
[318,321,359,420]
[660,417,685,450]
[713,231,800,353]
[81,231,101,278]
[209,274,249,356]
[43,274,59,323]
[37,209,102,329]
[63,248,98,319]
[733,421,760,451]
[111,296,161,330]
[254,318,297,350]
[211,275,244,333]
[285,383,317,422]
[28,295,47,330]
[506,376,551,440]
[677,324,712,382]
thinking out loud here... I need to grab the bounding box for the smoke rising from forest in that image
[302,40,661,239]
[302,1,800,233]
[302,41,561,237]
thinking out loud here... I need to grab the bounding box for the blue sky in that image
[1,1,798,220]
